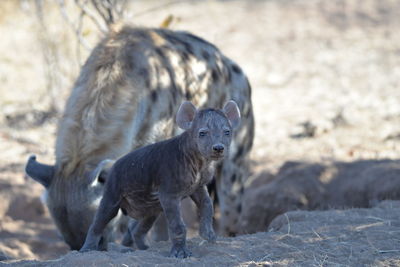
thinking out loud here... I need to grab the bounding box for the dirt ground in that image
[1,0,400,265]
[5,201,400,266]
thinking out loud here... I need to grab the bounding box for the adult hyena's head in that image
[25,156,115,250]
[176,100,241,161]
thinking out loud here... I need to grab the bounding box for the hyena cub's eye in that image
[199,131,207,137]
[224,130,231,136]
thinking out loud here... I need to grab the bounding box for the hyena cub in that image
[80,100,241,258]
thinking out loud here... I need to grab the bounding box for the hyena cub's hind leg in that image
[80,191,121,252]
[150,214,170,242]
[121,216,158,250]
[121,220,137,247]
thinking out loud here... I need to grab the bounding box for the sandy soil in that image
[1,0,400,265]
[6,201,400,266]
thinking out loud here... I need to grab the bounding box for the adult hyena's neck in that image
[54,81,143,178]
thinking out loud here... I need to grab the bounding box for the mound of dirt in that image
[4,201,400,266]
[240,160,400,234]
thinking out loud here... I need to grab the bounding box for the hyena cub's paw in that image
[79,246,95,253]
[200,226,217,243]
[169,244,192,258]
[134,237,149,250]
[119,247,135,253]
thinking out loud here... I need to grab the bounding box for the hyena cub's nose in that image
[212,144,225,153]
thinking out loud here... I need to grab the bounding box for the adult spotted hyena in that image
[25,25,254,250]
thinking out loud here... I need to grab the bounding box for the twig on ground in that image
[377,249,400,254]
[285,213,291,235]
[311,228,322,240]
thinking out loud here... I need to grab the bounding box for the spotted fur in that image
[30,25,254,249]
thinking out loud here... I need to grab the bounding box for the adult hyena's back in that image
[56,26,254,235]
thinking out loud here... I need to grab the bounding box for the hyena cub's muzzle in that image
[211,143,225,159]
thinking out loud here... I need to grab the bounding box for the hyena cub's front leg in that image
[190,186,216,243]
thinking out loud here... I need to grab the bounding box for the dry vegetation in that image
[1,0,400,265]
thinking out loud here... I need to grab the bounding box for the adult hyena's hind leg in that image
[217,82,255,236]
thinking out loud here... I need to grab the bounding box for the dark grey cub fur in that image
[80,100,241,258]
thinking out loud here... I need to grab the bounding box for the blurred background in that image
[1,0,400,260]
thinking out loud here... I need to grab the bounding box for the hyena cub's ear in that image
[223,100,241,129]
[176,101,197,130]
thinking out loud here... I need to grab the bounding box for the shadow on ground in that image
[241,159,400,233]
